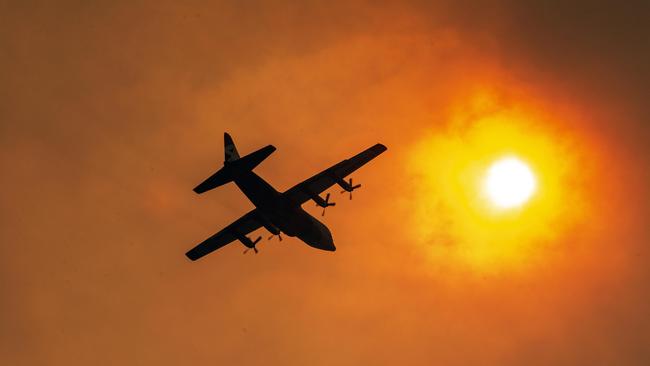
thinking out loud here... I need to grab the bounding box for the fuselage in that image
[233,170,335,251]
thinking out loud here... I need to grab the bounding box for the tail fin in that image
[193,133,276,194]
[224,133,240,162]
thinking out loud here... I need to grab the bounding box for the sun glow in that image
[408,93,588,273]
[484,157,536,208]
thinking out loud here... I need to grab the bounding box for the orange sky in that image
[2,1,649,365]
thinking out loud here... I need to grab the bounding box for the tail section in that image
[224,133,240,162]
[193,133,276,194]
[193,167,233,194]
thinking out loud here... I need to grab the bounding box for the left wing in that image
[186,209,262,261]
[283,143,387,205]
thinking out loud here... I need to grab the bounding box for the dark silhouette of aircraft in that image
[185,133,387,260]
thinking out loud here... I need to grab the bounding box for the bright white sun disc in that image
[484,157,536,208]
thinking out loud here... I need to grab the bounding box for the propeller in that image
[316,193,336,216]
[340,178,362,200]
[268,232,283,241]
[243,236,261,254]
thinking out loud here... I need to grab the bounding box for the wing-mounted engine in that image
[303,188,336,216]
[235,232,261,254]
[336,177,361,200]
[313,192,335,216]
[261,220,283,242]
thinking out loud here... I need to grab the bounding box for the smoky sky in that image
[1,1,649,365]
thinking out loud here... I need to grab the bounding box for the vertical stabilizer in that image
[224,132,240,162]
[194,133,275,194]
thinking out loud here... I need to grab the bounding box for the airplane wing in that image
[186,209,262,261]
[283,143,387,205]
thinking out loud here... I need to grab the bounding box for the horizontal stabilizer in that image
[193,137,276,194]
[193,167,233,194]
[236,145,276,171]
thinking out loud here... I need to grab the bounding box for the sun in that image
[406,90,591,274]
[484,156,537,208]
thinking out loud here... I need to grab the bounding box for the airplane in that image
[185,133,387,260]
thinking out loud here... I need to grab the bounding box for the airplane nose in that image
[299,224,336,251]
[299,214,337,252]
[323,232,336,251]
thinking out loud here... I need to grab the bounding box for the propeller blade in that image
[268,233,283,241]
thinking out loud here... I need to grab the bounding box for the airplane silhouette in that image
[185,133,387,260]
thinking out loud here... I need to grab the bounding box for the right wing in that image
[283,143,387,205]
[186,209,262,261]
